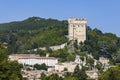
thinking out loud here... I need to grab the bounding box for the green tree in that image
[98,65,120,80]
[73,65,87,80]
[64,76,76,80]
[64,67,68,71]
[48,74,62,80]
[41,73,47,80]
[34,63,48,70]
[0,43,23,80]
[87,57,94,69]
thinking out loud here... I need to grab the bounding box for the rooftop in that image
[9,54,57,60]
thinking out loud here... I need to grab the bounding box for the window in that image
[81,24,84,27]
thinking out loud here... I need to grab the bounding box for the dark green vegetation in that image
[80,27,120,64]
[0,17,68,53]
[98,65,120,80]
[33,63,48,70]
[0,43,23,80]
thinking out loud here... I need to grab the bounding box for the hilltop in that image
[0,17,68,53]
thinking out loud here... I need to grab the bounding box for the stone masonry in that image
[68,18,87,44]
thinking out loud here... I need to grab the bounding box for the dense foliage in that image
[98,65,120,80]
[80,27,120,62]
[34,63,48,70]
[0,17,68,54]
[73,65,87,80]
[0,43,23,80]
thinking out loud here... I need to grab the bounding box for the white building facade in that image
[9,54,58,67]
[18,58,58,67]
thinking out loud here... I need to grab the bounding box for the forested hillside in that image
[80,27,120,63]
[0,16,120,62]
[0,17,68,53]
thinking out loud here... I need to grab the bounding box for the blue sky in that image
[0,0,120,37]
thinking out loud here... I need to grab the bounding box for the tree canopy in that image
[98,65,120,80]
[0,43,23,80]
[0,17,68,54]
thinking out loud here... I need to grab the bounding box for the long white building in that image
[9,54,58,67]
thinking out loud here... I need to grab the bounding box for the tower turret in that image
[68,18,87,44]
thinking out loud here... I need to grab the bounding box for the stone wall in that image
[31,43,67,51]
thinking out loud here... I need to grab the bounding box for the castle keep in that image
[68,18,87,44]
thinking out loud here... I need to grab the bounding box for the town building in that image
[55,55,86,72]
[55,62,78,72]
[99,57,109,65]
[22,70,41,80]
[99,57,109,70]
[68,18,87,44]
[86,70,98,79]
[9,54,58,67]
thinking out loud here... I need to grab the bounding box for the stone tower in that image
[68,18,87,44]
